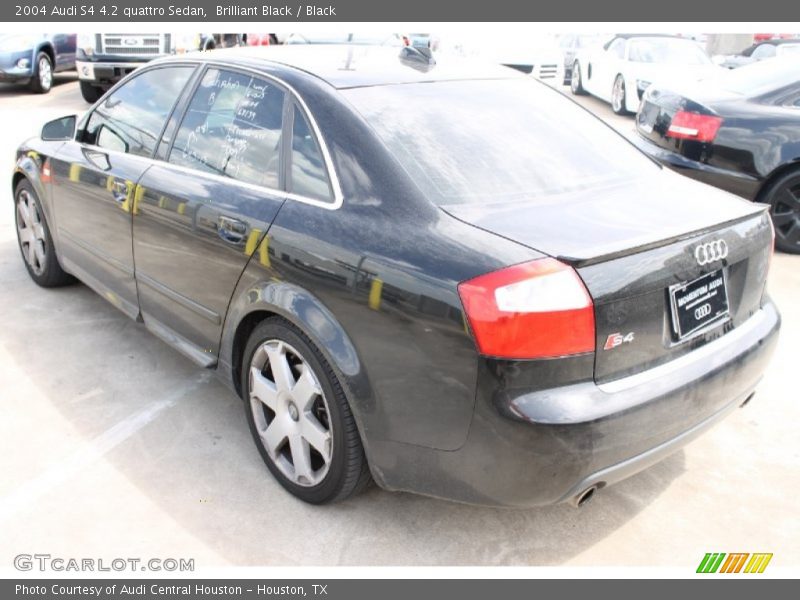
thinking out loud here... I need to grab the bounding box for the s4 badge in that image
[604,332,635,350]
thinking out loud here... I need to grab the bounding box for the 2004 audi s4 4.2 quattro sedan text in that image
[12,46,780,507]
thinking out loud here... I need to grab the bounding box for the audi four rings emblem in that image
[694,303,712,319]
[694,240,729,266]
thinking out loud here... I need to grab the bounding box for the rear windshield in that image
[344,78,658,206]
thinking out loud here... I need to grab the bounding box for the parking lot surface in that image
[1,75,798,568]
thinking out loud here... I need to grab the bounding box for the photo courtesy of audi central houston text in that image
[9,36,789,511]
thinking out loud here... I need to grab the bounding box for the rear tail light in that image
[667,110,723,142]
[457,258,595,359]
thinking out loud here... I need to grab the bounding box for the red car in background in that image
[247,34,279,46]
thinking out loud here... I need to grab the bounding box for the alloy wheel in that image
[249,339,333,487]
[771,178,800,249]
[16,189,47,276]
[612,77,625,112]
[39,57,52,91]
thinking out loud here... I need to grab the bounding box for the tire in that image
[80,81,103,103]
[611,74,631,115]
[242,317,371,504]
[29,52,53,94]
[570,60,586,95]
[762,168,800,254]
[14,180,74,287]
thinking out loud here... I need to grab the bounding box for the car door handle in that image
[217,215,247,244]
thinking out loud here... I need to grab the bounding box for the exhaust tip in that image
[572,485,598,508]
[740,392,756,408]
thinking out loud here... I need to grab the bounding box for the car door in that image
[50,65,196,319]
[132,66,288,365]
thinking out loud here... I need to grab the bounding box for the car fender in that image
[14,149,49,211]
[756,158,800,202]
[219,262,375,411]
[217,267,382,477]
[13,141,66,247]
[33,41,54,64]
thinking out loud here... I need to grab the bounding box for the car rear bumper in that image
[633,133,762,201]
[369,301,780,507]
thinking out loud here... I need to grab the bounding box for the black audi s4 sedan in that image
[12,45,780,507]
[635,57,800,254]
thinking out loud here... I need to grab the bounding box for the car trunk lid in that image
[635,85,741,150]
[444,173,772,382]
[442,172,763,264]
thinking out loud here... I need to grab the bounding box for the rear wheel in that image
[80,81,103,103]
[242,317,371,503]
[29,52,53,94]
[15,180,73,287]
[570,61,586,95]
[763,169,800,254]
[611,74,630,115]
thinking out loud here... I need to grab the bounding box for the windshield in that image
[711,56,799,95]
[628,38,711,65]
[344,78,658,206]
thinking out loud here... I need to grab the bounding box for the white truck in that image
[75,33,239,102]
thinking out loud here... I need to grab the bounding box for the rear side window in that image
[289,108,333,202]
[169,68,285,188]
[84,66,193,158]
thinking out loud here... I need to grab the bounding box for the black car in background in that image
[13,46,779,507]
[636,57,800,253]
[718,38,800,69]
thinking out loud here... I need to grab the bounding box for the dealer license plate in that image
[669,269,730,340]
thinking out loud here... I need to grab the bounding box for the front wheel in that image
[763,169,800,254]
[29,52,53,93]
[242,318,371,503]
[15,181,74,287]
[611,75,631,115]
[80,81,103,103]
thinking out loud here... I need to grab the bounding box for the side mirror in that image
[41,115,77,141]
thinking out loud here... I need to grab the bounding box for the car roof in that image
[612,33,686,41]
[174,44,520,89]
